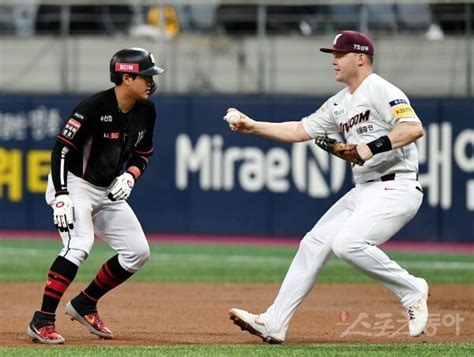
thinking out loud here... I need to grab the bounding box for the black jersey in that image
[51,88,156,192]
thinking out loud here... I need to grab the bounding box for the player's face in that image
[122,74,155,100]
[127,75,154,100]
[331,52,359,84]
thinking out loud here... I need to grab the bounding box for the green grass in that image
[0,238,472,284]
[0,343,473,356]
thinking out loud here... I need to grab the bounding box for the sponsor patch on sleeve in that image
[392,104,415,120]
[61,118,82,139]
[389,99,408,107]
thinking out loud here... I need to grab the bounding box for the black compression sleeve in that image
[127,155,148,174]
[367,135,392,155]
[51,141,71,195]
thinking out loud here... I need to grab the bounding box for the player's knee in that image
[332,238,363,260]
[119,244,150,272]
[331,239,351,260]
[61,248,89,266]
[300,230,326,247]
[299,234,315,251]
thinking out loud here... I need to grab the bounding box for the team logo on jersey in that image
[339,109,370,134]
[61,118,81,139]
[134,130,146,146]
[104,132,121,140]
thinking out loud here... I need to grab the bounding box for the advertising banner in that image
[0,94,472,242]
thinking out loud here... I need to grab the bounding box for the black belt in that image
[367,173,396,183]
[367,173,419,183]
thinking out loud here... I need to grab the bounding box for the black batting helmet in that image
[110,47,164,84]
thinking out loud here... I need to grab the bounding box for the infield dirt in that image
[1,283,472,346]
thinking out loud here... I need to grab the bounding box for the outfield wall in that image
[0,94,472,242]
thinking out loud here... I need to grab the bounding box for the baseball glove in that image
[315,135,365,166]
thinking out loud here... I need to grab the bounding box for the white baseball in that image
[225,110,240,124]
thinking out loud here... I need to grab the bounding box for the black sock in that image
[39,256,78,315]
[72,255,133,313]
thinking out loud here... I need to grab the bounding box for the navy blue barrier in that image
[0,94,472,242]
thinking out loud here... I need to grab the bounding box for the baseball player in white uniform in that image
[226,31,429,343]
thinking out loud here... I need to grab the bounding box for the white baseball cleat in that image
[407,279,429,337]
[229,308,283,344]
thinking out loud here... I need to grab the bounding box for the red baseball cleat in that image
[28,321,65,344]
[66,301,113,339]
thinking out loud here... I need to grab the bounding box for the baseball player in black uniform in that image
[28,47,164,344]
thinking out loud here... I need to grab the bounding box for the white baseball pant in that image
[258,176,425,341]
[45,173,150,272]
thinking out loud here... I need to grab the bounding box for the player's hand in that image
[223,108,254,133]
[107,172,135,201]
[53,194,75,232]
